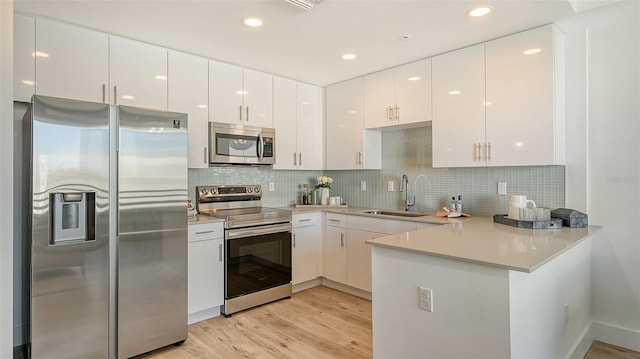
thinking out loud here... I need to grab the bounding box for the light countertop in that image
[366,217,601,273]
[188,214,224,224]
[289,205,450,225]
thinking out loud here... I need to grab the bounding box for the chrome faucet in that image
[400,174,415,211]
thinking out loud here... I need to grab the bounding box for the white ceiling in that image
[14,0,588,86]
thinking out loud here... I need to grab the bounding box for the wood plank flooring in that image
[138,286,372,359]
[137,286,639,359]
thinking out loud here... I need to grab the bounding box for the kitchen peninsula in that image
[367,218,601,359]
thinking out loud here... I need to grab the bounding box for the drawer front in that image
[188,222,224,242]
[292,212,321,229]
[347,215,416,234]
[325,212,347,227]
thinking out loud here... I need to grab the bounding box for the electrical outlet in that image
[387,181,394,192]
[268,182,275,192]
[498,182,507,195]
[360,181,367,191]
[419,287,433,312]
[564,304,569,325]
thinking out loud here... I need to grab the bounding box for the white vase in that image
[320,188,330,205]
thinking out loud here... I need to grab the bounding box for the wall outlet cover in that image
[387,181,394,192]
[360,181,367,191]
[498,182,507,195]
[268,182,275,191]
[419,286,433,312]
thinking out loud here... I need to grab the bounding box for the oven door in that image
[209,122,275,165]
[225,223,292,299]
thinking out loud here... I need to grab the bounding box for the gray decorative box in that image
[550,208,588,228]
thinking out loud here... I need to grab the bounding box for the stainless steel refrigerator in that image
[23,95,188,358]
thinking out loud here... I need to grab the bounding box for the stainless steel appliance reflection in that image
[23,96,188,358]
[196,185,292,316]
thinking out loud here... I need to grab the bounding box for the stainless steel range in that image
[196,185,292,316]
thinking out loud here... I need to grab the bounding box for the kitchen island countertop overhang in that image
[366,216,601,273]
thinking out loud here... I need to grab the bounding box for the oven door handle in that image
[226,223,292,240]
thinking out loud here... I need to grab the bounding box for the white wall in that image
[1,0,14,357]
[559,0,640,350]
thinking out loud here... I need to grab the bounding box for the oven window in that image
[226,231,292,299]
[216,133,258,158]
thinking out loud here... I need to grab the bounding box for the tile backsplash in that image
[189,125,565,216]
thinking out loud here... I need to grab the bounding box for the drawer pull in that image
[219,243,222,262]
[328,218,341,222]
[298,219,312,222]
[340,233,345,247]
[195,230,215,235]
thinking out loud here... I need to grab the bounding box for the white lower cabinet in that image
[345,228,385,292]
[322,213,347,284]
[292,212,322,285]
[187,221,224,323]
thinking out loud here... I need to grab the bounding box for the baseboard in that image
[320,278,371,301]
[591,320,640,352]
[566,321,594,359]
[187,306,221,325]
[292,278,321,293]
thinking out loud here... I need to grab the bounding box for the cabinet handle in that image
[294,152,297,166]
[102,84,106,104]
[204,147,207,164]
[195,230,215,235]
[293,233,296,248]
[486,142,492,161]
[358,151,363,165]
[298,153,302,167]
[113,86,118,105]
[387,106,393,122]
[246,106,250,122]
[298,218,311,222]
[340,233,344,247]
[328,218,341,222]
[475,143,482,161]
[395,105,400,122]
[219,243,223,262]
[239,105,243,122]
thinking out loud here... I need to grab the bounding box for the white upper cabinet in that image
[432,44,486,168]
[168,51,209,168]
[273,77,323,170]
[432,25,565,167]
[243,68,273,128]
[14,14,35,102]
[485,25,565,166]
[364,58,432,129]
[209,61,273,128]
[326,77,381,170]
[110,36,168,111]
[35,18,109,103]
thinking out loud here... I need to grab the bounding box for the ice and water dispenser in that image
[49,192,96,245]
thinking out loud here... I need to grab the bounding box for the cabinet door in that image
[35,18,109,103]
[296,82,323,170]
[110,36,167,110]
[292,225,322,284]
[168,51,209,168]
[243,68,273,128]
[14,14,35,102]
[346,229,384,292]
[209,60,243,124]
[364,68,395,129]
[395,58,432,125]
[273,77,298,169]
[432,44,486,168]
[485,25,556,166]
[188,237,223,314]
[322,225,347,284]
[326,78,365,170]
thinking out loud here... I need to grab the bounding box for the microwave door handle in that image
[258,133,264,161]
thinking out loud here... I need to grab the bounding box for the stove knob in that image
[200,188,208,195]
[247,187,253,193]
[210,188,217,195]
[254,186,260,193]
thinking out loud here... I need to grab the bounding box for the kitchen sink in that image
[363,210,429,218]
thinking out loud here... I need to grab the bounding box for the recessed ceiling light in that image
[523,48,542,55]
[408,76,422,81]
[243,17,264,28]
[342,54,357,60]
[467,6,493,17]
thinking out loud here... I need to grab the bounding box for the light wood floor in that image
[137,286,639,359]
[139,286,372,359]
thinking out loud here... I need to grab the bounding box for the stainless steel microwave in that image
[209,122,275,165]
